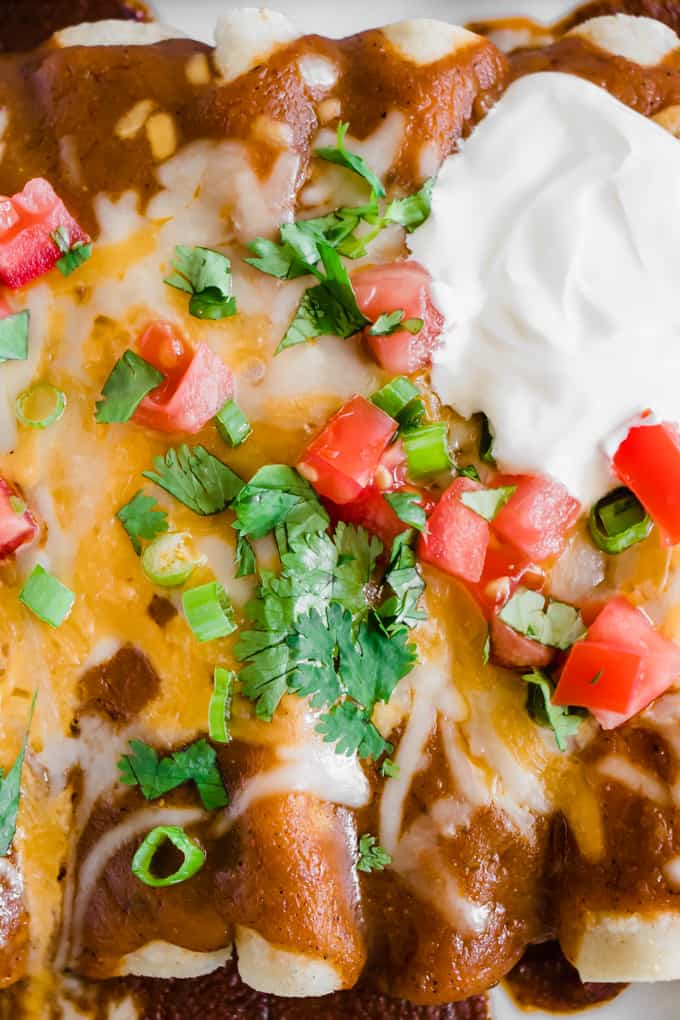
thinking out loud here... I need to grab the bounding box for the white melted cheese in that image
[410,71,680,505]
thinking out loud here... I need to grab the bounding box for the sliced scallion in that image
[209,666,234,743]
[403,422,451,478]
[16,383,66,429]
[215,399,252,447]
[371,377,419,419]
[142,532,202,587]
[182,581,236,642]
[131,825,205,888]
[589,486,652,554]
[19,565,74,628]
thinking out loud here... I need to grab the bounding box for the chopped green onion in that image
[371,377,425,430]
[479,413,496,465]
[16,383,66,429]
[142,532,202,587]
[589,486,652,554]
[182,581,236,642]
[19,565,74,628]
[131,825,205,888]
[0,310,29,363]
[371,377,420,419]
[403,423,451,478]
[51,227,92,277]
[458,464,481,482]
[215,399,252,447]
[460,485,517,522]
[209,667,234,743]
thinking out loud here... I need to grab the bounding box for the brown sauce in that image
[505,941,626,1013]
[147,595,178,628]
[77,646,160,725]
[120,960,488,1020]
[0,0,149,54]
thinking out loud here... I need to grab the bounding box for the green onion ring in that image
[182,581,236,642]
[131,825,205,888]
[589,486,653,555]
[16,382,66,429]
[209,667,234,743]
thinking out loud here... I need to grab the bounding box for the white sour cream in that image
[409,72,680,506]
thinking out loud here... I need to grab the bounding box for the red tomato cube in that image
[418,477,490,583]
[297,395,397,504]
[613,422,680,545]
[466,537,535,618]
[134,340,233,434]
[0,478,38,559]
[553,641,644,718]
[488,615,555,671]
[352,261,444,374]
[492,475,581,562]
[0,178,89,289]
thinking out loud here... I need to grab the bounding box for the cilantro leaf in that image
[165,245,237,320]
[51,226,92,276]
[235,533,256,577]
[460,485,517,522]
[379,531,426,631]
[523,669,585,751]
[369,311,423,337]
[384,491,426,532]
[499,589,586,650]
[245,237,310,280]
[95,351,164,424]
[317,701,391,759]
[380,758,400,778]
[144,444,243,515]
[0,310,29,364]
[0,693,36,857]
[315,122,386,198]
[384,178,434,232]
[332,522,382,615]
[357,833,392,872]
[116,490,169,555]
[277,243,369,353]
[458,464,481,482]
[232,465,328,540]
[118,738,228,810]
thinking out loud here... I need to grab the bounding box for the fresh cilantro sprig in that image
[315,122,387,198]
[357,833,392,873]
[277,243,369,353]
[232,467,424,760]
[51,226,92,277]
[523,669,585,751]
[165,245,237,320]
[144,444,243,516]
[118,738,228,810]
[95,351,164,424]
[499,589,586,650]
[383,178,434,233]
[0,693,36,857]
[117,490,169,555]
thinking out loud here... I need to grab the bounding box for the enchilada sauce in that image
[0,0,149,54]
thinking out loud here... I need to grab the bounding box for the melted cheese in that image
[568,14,680,65]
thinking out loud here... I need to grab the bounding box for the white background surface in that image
[152,1,679,1017]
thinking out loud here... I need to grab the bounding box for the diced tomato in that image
[374,439,408,492]
[488,615,555,671]
[328,487,408,546]
[467,537,537,618]
[133,331,233,434]
[352,261,444,374]
[329,483,434,547]
[418,477,490,583]
[491,474,581,563]
[0,178,89,289]
[297,395,397,504]
[553,596,680,728]
[613,422,680,545]
[0,478,37,559]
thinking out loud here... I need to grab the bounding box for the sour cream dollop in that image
[409,72,680,505]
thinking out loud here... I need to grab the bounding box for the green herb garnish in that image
[589,486,652,555]
[117,490,169,555]
[315,122,386,198]
[460,485,517,522]
[384,491,426,531]
[523,668,585,751]
[144,444,243,516]
[118,738,228,810]
[0,310,29,364]
[51,226,92,276]
[499,589,586,650]
[0,693,36,856]
[357,833,392,872]
[165,245,237,320]
[95,351,163,424]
